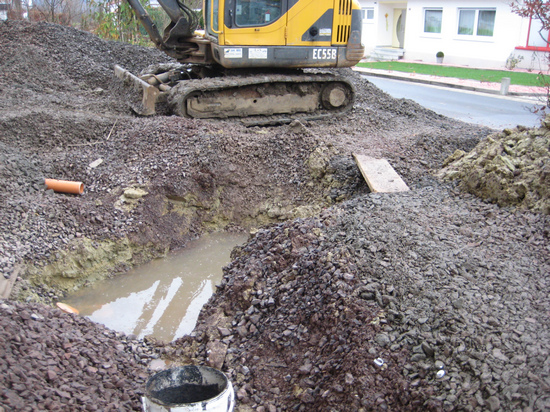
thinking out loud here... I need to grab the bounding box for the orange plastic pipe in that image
[44,179,84,195]
[56,302,80,314]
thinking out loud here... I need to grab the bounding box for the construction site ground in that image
[0,21,549,411]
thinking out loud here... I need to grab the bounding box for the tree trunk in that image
[13,0,23,19]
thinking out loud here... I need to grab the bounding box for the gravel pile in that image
[164,180,550,411]
[0,301,161,411]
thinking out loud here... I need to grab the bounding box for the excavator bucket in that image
[114,65,160,116]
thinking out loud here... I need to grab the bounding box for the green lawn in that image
[356,61,546,87]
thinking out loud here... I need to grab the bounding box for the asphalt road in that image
[362,75,545,130]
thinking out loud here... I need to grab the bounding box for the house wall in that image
[361,3,378,51]
[357,0,544,70]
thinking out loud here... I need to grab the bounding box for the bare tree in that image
[32,0,86,25]
[42,0,67,22]
[510,1,550,34]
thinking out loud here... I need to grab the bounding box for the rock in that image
[123,187,148,200]
[148,359,166,371]
[492,348,509,362]
[236,387,249,403]
[0,302,159,410]
[486,395,500,412]
[299,362,313,374]
[374,333,390,348]
[421,342,435,358]
[88,158,103,169]
[218,327,232,336]
[46,370,57,381]
[411,353,427,362]
[300,392,315,403]
[206,340,228,370]
[288,120,309,135]
[237,325,248,337]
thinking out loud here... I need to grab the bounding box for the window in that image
[205,0,219,35]
[458,9,495,37]
[362,7,374,21]
[235,0,282,26]
[477,10,496,36]
[212,0,219,31]
[424,9,442,33]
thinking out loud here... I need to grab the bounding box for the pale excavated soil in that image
[0,20,549,411]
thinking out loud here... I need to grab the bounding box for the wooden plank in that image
[0,265,21,299]
[353,154,409,193]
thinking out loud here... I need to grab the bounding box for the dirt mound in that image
[438,116,550,214]
[1,20,548,412]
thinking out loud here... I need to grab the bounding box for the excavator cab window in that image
[234,0,282,26]
[205,0,219,35]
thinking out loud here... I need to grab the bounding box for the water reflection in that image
[65,232,247,342]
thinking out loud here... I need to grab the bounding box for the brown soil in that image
[438,122,550,214]
[1,20,549,411]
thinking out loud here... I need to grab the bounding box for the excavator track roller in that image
[321,83,352,110]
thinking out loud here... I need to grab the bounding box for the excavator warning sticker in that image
[312,48,337,60]
[249,48,268,59]
[224,48,243,58]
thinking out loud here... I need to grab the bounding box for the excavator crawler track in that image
[167,73,355,124]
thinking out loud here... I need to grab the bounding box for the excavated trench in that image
[11,138,366,305]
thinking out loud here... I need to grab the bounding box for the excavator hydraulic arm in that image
[125,0,210,63]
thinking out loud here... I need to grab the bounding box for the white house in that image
[357,0,550,70]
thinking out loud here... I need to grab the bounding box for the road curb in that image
[352,67,547,98]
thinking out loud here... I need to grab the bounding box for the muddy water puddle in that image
[64,232,247,342]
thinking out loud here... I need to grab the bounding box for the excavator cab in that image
[202,0,364,69]
[128,0,364,68]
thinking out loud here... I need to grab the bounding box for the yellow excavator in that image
[116,0,364,123]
